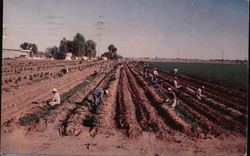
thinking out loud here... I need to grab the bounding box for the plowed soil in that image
[1,59,247,156]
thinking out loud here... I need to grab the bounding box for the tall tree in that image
[67,40,77,58]
[73,33,86,57]
[58,38,68,59]
[85,40,97,58]
[45,46,59,59]
[101,44,121,60]
[31,44,38,55]
[20,42,29,50]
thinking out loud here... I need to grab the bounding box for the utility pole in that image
[95,16,104,59]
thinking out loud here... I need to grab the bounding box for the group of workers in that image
[139,63,205,108]
[46,62,205,111]
[47,64,111,108]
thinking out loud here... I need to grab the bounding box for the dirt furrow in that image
[182,73,247,97]
[129,66,192,132]
[114,67,142,137]
[61,65,117,136]
[158,71,247,114]
[124,64,181,137]
[29,72,107,136]
[158,76,246,136]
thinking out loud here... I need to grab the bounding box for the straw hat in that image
[52,88,58,92]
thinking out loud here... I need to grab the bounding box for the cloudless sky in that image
[3,0,249,59]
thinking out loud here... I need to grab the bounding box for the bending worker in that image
[196,86,205,100]
[173,77,181,89]
[92,88,109,106]
[151,68,159,84]
[173,68,179,75]
[165,88,178,108]
[61,68,68,75]
[48,88,61,107]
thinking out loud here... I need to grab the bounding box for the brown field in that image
[1,59,247,156]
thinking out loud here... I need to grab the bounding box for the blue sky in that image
[3,0,249,59]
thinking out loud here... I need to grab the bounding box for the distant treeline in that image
[45,33,97,59]
[20,32,122,60]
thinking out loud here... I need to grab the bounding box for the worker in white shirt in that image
[140,71,144,76]
[151,68,159,84]
[196,86,205,100]
[100,66,104,73]
[148,72,154,81]
[173,68,178,75]
[165,88,178,108]
[48,88,61,107]
[173,77,181,89]
[153,68,159,77]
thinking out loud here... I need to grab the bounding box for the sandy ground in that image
[1,60,247,156]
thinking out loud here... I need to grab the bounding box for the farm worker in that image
[143,71,149,79]
[48,88,61,106]
[196,86,205,100]
[92,88,109,106]
[153,68,159,77]
[173,68,178,75]
[152,68,159,83]
[151,76,158,84]
[92,70,98,76]
[148,72,154,80]
[143,65,148,73]
[140,71,144,76]
[165,88,178,108]
[61,68,68,75]
[100,66,104,73]
[173,77,180,89]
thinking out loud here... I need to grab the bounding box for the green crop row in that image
[148,62,248,87]
[18,74,97,126]
[181,87,247,125]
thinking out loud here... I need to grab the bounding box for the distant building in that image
[102,57,108,60]
[2,49,33,58]
[65,53,72,60]
[21,50,33,57]
[82,56,88,60]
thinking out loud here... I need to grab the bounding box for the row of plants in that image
[180,87,247,126]
[18,72,99,126]
[82,65,118,129]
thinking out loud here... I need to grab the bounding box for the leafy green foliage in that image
[85,40,97,58]
[45,33,98,59]
[58,38,68,60]
[149,62,248,87]
[182,87,246,125]
[60,75,95,102]
[45,46,59,59]
[20,42,38,54]
[101,44,122,60]
[73,33,86,57]
[19,112,41,126]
